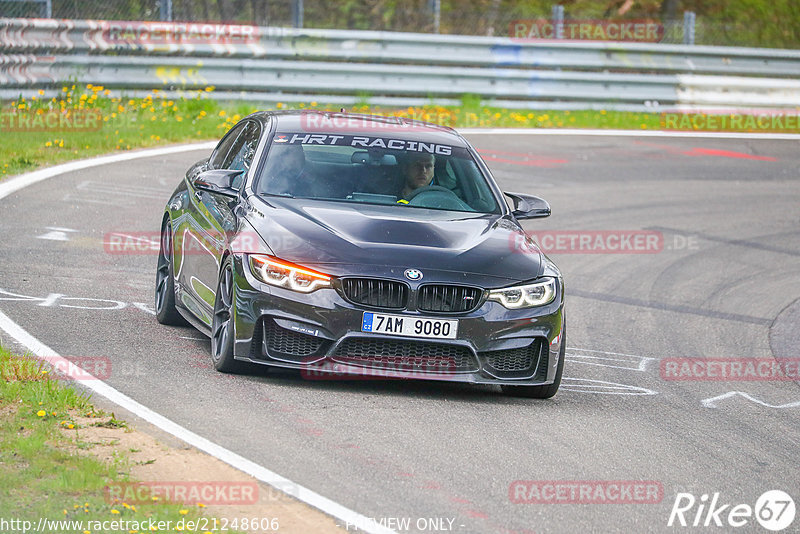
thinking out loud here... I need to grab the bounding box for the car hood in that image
[244,196,543,284]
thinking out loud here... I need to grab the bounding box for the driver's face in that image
[404,154,434,190]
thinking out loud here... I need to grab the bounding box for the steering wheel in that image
[405,185,472,211]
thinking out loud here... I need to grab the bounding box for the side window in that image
[208,123,246,170]
[224,121,261,173]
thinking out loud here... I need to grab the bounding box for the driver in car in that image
[397,152,435,202]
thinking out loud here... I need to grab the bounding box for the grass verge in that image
[0,344,240,534]
[2,85,798,179]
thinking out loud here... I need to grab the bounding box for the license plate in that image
[361,312,458,339]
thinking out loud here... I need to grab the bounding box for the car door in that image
[178,121,260,325]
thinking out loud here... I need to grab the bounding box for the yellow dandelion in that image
[111,509,120,514]
[196,503,205,507]
[179,509,188,515]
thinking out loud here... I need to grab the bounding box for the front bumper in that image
[230,255,564,386]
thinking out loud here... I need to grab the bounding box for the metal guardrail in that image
[2,18,800,110]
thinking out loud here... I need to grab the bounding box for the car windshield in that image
[255,133,500,213]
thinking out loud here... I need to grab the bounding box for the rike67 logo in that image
[668,490,795,531]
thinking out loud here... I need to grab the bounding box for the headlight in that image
[487,277,557,309]
[248,255,331,293]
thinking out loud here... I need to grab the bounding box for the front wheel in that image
[210,258,248,373]
[501,323,565,399]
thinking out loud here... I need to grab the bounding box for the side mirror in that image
[194,169,244,198]
[505,192,551,219]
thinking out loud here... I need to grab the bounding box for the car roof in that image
[247,110,469,147]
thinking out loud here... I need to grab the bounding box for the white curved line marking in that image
[701,391,800,409]
[0,142,217,202]
[0,144,396,534]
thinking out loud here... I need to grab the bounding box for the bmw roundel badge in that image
[404,269,423,281]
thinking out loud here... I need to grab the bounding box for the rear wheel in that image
[155,220,187,326]
[501,323,565,399]
[210,258,248,373]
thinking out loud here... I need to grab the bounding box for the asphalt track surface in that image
[1,133,799,533]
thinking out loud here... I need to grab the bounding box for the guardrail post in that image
[429,0,441,33]
[292,0,304,28]
[159,0,172,22]
[44,0,52,18]
[683,11,696,45]
[552,5,564,39]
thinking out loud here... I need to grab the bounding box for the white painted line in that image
[566,347,657,372]
[0,142,217,202]
[0,309,395,534]
[36,230,71,241]
[459,128,800,140]
[561,377,657,396]
[131,302,156,316]
[37,226,79,241]
[0,142,395,534]
[701,391,800,409]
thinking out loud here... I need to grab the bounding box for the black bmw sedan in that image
[156,111,565,398]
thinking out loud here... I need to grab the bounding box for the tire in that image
[210,257,248,373]
[155,220,188,326]
[501,321,565,399]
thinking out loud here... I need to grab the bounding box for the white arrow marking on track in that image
[36,226,78,241]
